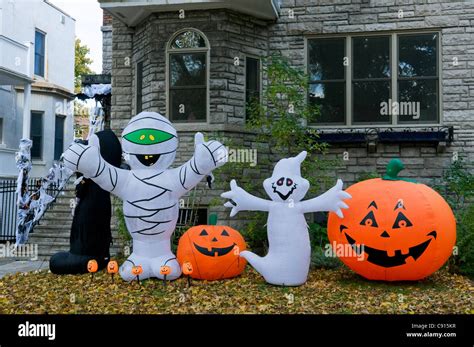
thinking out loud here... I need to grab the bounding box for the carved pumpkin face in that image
[87,260,98,273]
[160,265,171,276]
[182,262,193,276]
[328,178,456,281]
[177,225,247,280]
[131,265,143,276]
[107,261,118,274]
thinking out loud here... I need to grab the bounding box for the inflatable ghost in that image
[222,151,351,286]
[62,112,227,281]
[50,130,122,274]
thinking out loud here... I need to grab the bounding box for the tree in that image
[74,38,93,93]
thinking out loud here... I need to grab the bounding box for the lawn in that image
[0,267,472,314]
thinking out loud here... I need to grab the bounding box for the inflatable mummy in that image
[62,112,227,281]
[222,151,351,286]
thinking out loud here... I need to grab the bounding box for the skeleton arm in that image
[296,179,351,217]
[170,132,228,198]
[221,180,271,217]
[62,142,131,199]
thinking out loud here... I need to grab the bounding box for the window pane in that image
[353,36,390,79]
[399,34,437,77]
[170,53,206,87]
[171,31,206,49]
[136,62,143,113]
[35,31,45,54]
[246,57,260,119]
[54,116,65,161]
[309,82,345,124]
[398,79,438,123]
[35,31,45,77]
[308,38,345,81]
[30,112,43,159]
[353,81,390,123]
[170,88,206,122]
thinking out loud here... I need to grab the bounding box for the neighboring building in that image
[0,0,75,178]
[99,0,474,228]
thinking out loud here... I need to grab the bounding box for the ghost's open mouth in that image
[271,183,297,201]
[136,154,160,166]
[345,231,437,268]
[193,243,236,257]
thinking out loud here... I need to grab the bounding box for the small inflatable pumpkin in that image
[177,215,247,280]
[327,159,456,281]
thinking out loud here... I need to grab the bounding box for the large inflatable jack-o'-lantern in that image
[327,159,456,281]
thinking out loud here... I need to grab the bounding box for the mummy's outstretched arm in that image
[62,142,131,199]
[170,133,228,198]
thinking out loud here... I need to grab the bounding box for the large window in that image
[245,56,261,120]
[54,116,65,161]
[30,112,43,159]
[168,29,208,122]
[34,30,45,77]
[308,32,439,126]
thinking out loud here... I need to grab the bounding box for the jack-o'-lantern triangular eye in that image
[360,211,378,227]
[199,229,208,236]
[392,212,413,229]
[221,230,230,236]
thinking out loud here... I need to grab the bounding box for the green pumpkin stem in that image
[383,158,417,183]
[208,213,218,226]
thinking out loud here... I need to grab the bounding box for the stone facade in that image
[104,0,474,227]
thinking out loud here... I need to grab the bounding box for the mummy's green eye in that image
[124,128,174,145]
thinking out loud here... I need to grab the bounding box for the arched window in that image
[167,29,209,122]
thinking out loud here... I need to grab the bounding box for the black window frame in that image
[245,56,261,121]
[30,111,43,160]
[136,61,143,114]
[307,31,441,127]
[167,29,209,123]
[54,115,65,161]
[34,29,46,77]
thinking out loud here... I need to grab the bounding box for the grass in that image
[0,267,472,314]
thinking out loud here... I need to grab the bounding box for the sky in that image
[49,0,103,74]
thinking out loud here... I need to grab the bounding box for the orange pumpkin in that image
[327,159,456,281]
[182,262,193,276]
[107,261,119,274]
[177,218,247,281]
[160,265,172,276]
[87,260,98,273]
[131,265,143,276]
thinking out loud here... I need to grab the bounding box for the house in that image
[99,0,474,228]
[0,0,75,178]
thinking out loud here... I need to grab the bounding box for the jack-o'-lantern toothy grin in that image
[193,243,236,257]
[343,229,437,268]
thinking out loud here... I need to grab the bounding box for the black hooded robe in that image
[49,130,122,274]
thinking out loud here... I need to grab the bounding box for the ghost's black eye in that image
[221,230,230,236]
[199,229,208,236]
[277,177,284,186]
[392,212,412,229]
[360,211,378,228]
[286,178,293,186]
